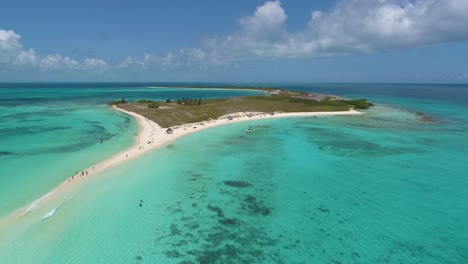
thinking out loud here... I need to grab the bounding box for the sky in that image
[1,0,468,83]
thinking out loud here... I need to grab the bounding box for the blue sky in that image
[1,0,467,82]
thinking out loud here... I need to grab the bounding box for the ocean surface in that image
[0,83,467,263]
[0,84,263,216]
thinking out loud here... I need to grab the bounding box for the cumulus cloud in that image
[2,0,468,77]
[113,1,288,67]
[13,49,38,66]
[239,1,287,42]
[0,28,109,73]
[203,1,289,59]
[39,54,80,71]
[84,58,108,71]
[0,29,23,63]
[120,0,468,65]
[203,0,468,58]
[116,48,222,72]
[300,0,468,54]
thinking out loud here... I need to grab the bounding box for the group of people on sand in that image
[69,166,94,182]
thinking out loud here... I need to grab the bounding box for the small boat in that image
[245,128,252,134]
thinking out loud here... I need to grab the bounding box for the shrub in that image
[148,102,160,108]
[179,98,202,106]
[107,98,127,105]
[137,99,154,103]
[345,99,374,109]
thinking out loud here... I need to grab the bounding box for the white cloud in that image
[82,0,468,70]
[38,54,81,71]
[239,1,287,42]
[163,48,209,65]
[205,1,289,59]
[63,57,80,68]
[0,28,109,73]
[117,56,141,69]
[116,53,160,70]
[2,0,468,77]
[202,0,468,59]
[13,49,38,66]
[0,29,23,63]
[84,58,108,71]
[115,48,221,72]
[300,0,468,54]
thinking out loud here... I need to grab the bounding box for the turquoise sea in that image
[0,84,264,216]
[0,83,467,263]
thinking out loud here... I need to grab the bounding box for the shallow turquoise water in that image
[0,84,263,216]
[0,103,137,216]
[1,84,467,263]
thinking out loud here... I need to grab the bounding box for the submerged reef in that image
[223,180,252,188]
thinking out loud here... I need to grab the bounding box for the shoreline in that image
[147,86,273,94]
[0,107,361,232]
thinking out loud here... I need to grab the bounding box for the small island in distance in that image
[111,88,373,127]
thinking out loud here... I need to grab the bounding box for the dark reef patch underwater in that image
[1,83,467,264]
[124,103,467,263]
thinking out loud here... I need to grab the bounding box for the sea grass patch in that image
[223,180,251,188]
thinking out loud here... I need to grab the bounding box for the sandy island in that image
[0,106,361,231]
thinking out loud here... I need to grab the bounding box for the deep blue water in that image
[0,83,264,107]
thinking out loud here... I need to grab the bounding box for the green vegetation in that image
[116,90,373,127]
[155,85,280,93]
[320,97,374,109]
[341,98,374,109]
[246,94,373,109]
[136,99,155,103]
[136,99,161,108]
[107,98,127,105]
[148,102,160,108]
[177,98,202,105]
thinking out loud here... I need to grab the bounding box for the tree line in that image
[177,98,202,105]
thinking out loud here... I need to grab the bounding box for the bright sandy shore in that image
[0,107,361,234]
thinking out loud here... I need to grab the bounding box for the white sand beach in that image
[0,106,361,232]
[71,106,362,181]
